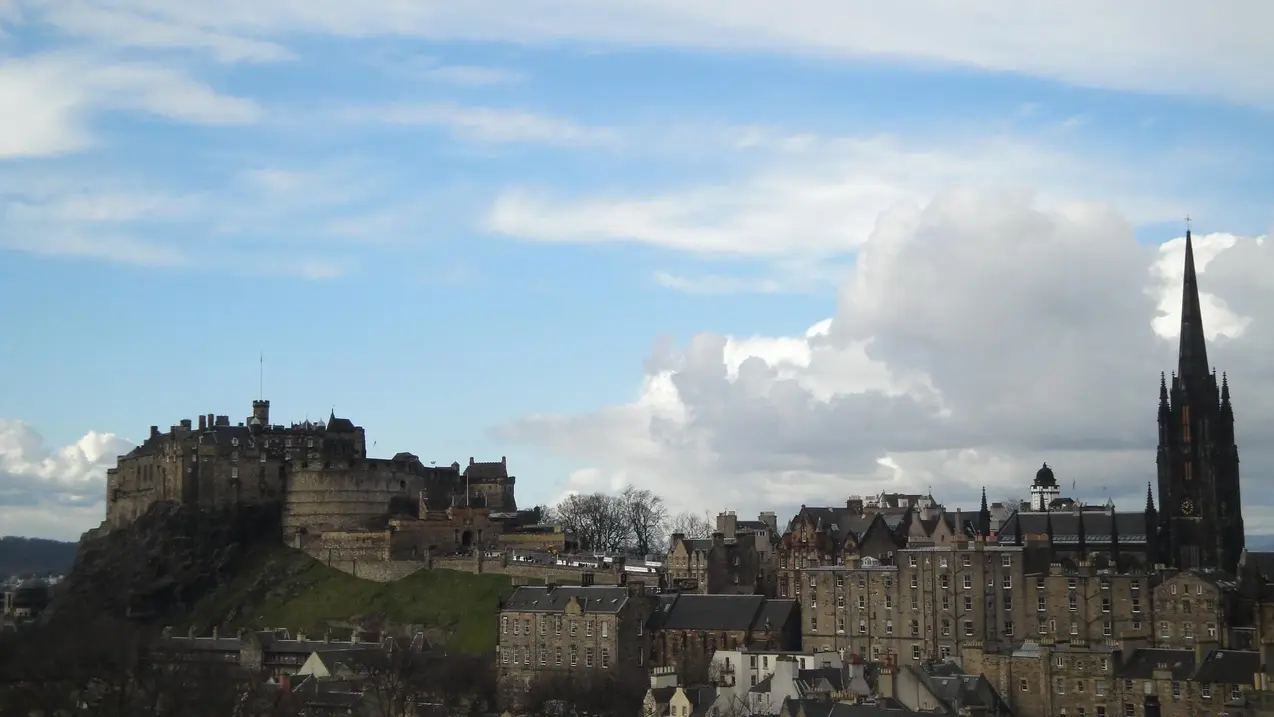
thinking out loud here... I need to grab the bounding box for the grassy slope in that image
[188,544,513,653]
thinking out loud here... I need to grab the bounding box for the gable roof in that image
[503,585,630,614]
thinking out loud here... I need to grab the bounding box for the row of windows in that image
[1049,679,1241,703]
[501,615,619,638]
[500,644,616,668]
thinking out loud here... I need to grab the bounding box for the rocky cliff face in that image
[45,501,281,626]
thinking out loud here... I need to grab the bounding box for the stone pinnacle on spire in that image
[1221,372,1232,411]
[1145,482,1156,513]
[1159,372,1169,407]
[1178,228,1211,382]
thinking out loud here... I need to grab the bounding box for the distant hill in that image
[0,537,78,581]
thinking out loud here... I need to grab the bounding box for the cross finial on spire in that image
[1186,214,1192,234]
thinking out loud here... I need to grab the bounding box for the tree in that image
[552,493,630,553]
[620,485,668,556]
[668,510,714,540]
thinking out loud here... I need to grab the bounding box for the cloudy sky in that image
[2,1,1273,541]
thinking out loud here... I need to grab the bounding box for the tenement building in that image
[497,582,654,704]
[772,229,1274,716]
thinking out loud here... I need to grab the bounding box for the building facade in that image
[497,583,653,704]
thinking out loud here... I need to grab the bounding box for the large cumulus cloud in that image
[0,420,133,540]
[495,191,1274,530]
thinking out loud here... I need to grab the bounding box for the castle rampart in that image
[283,462,427,539]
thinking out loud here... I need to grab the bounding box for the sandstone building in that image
[763,229,1274,716]
[497,582,654,704]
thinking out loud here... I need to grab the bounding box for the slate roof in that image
[651,594,797,632]
[502,585,630,614]
[1193,648,1261,683]
[785,699,911,717]
[1117,648,1195,680]
[996,510,1150,546]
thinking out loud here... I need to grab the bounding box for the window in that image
[502,649,509,664]
[940,557,949,568]
[586,619,593,637]
[570,620,577,636]
[964,596,973,611]
[835,575,843,588]
[1132,598,1142,614]
[1020,679,1029,692]
[1096,708,1105,717]
[911,595,919,610]
[1231,685,1242,701]
[837,595,845,609]
[1159,622,1171,639]
[1038,596,1047,612]
[1036,576,1045,590]
[941,575,950,590]
[555,616,562,635]
[1056,656,1065,668]
[885,620,893,634]
[539,617,546,636]
[941,619,951,636]
[1004,621,1014,635]
[1182,599,1191,613]
[1056,678,1066,695]
[1103,621,1112,636]
[230,467,239,480]
[911,575,919,589]
[962,555,971,567]
[501,617,508,634]
[963,620,974,637]
[1070,621,1079,635]
[1069,594,1078,611]
[859,619,867,634]
[513,620,520,635]
[963,575,973,590]
[942,595,950,611]
[810,615,817,630]
[1003,575,1012,589]
[601,648,610,668]
[911,645,921,660]
[1102,596,1112,613]
[1095,681,1106,696]
[885,595,893,610]
[570,646,578,666]
[910,620,919,636]
[940,646,950,660]
[1038,621,1047,634]
[884,577,892,589]
[1207,623,1217,638]
[539,647,546,665]
[909,555,918,567]
[555,647,562,666]
[858,596,866,610]
[1170,584,1178,595]
[585,648,594,668]
[1003,594,1013,611]
[1002,554,1012,567]
[600,621,608,638]
[1100,658,1109,671]
[1068,578,1077,590]
[1200,684,1211,699]
[1076,680,1085,693]
[1124,703,1134,717]
[1171,682,1180,700]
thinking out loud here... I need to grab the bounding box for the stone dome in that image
[1034,462,1057,488]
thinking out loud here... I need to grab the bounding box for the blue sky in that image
[2,1,1273,540]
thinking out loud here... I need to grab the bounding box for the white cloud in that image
[487,134,1195,261]
[351,103,620,147]
[0,420,133,540]
[37,4,292,62]
[495,193,1274,525]
[17,1,1274,106]
[0,52,259,158]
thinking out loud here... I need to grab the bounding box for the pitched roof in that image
[1117,648,1195,680]
[503,585,630,614]
[653,594,796,632]
[1193,648,1260,683]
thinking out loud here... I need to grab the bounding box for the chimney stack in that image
[198,415,207,430]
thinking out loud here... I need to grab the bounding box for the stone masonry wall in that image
[283,465,425,538]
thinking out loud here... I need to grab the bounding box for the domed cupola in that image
[1030,462,1061,511]
[1034,462,1057,488]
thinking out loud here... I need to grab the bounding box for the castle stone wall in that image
[431,557,623,585]
[283,464,425,538]
[320,559,429,583]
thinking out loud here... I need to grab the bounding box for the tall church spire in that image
[1178,229,1210,381]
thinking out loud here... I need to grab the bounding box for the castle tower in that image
[1156,228,1244,573]
[1030,463,1060,511]
[251,399,270,426]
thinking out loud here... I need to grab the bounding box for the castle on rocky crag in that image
[101,400,541,574]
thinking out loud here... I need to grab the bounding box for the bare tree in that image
[668,510,714,540]
[552,493,630,552]
[620,485,668,556]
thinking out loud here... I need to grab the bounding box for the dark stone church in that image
[997,229,1246,575]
